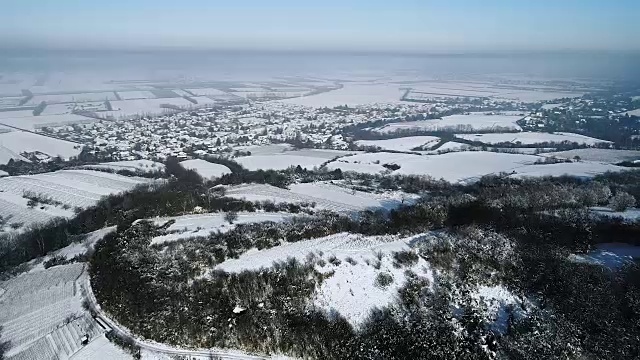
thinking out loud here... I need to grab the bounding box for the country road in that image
[82,273,278,360]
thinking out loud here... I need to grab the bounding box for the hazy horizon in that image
[1,0,638,53]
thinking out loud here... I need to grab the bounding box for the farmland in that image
[0,263,107,359]
[375,112,524,133]
[0,170,152,230]
[179,159,231,179]
[225,182,415,214]
[455,132,610,146]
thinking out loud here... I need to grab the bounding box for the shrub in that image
[375,272,394,288]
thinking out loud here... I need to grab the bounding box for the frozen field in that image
[376,113,524,133]
[226,182,414,214]
[625,109,640,116]
[327,151,540,183]
[356,136,440,151]
[82,159,165,174]
[180,159,231,179]
[590,207,640,223]
[150,212,294,244]
[0,170,151,228]
[543,148,640,163]
[0,131,83,162]
[456,132,610,146]
[0,263,105,359]
[280,84,404,107]
[217,232,433,326]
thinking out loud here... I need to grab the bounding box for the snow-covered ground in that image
[456,132,610,146]
[150,212,294,244]
[0,263,102,358]
[99,98,195,119]
[590,207,640,222]
[570,243,640,269]
[180,159,231,179]
[625,108,640,117]
[236,149,354,171]
[543,148,640,163]
[225,182,415,214]
[0,131,83,163]
[327,151,540,183]
[356,136,440,151]
[70,334,132,360]
[0,113,97,131]
[376,113,523,133]
[0,170,151,229]
[280,84,404,108]
[216,232,433,326]
[510,161,625,179]
[471,285,522,334]
[432,141,471,152]
[82,159,165,174]
[116,90,158,100]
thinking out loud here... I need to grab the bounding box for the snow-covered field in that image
[510,161,625,179]
[376,113,524,133]
[225,182,415,214]
[0,263,105,359]
[26,92,118,105]
[544,148,640,163]
[0,131,83,163]
[432,141,471,152]
[0,170,151,229]
[150,212,294,244]
[327,151,540,183]
[217,232,433,326]
[99,98,195,119]
[236,149,354,171]
[180,159,231,179]
[185,88,230,96]
[82,160,165,174]
[116,90,158,100]
[356,136,440,151]
[456,132,610,146]
[280,84,404,107]
[0,113,97,131]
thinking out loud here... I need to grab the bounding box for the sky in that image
[0,0,638,53]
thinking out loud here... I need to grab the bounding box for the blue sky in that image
[0,0,638,52]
